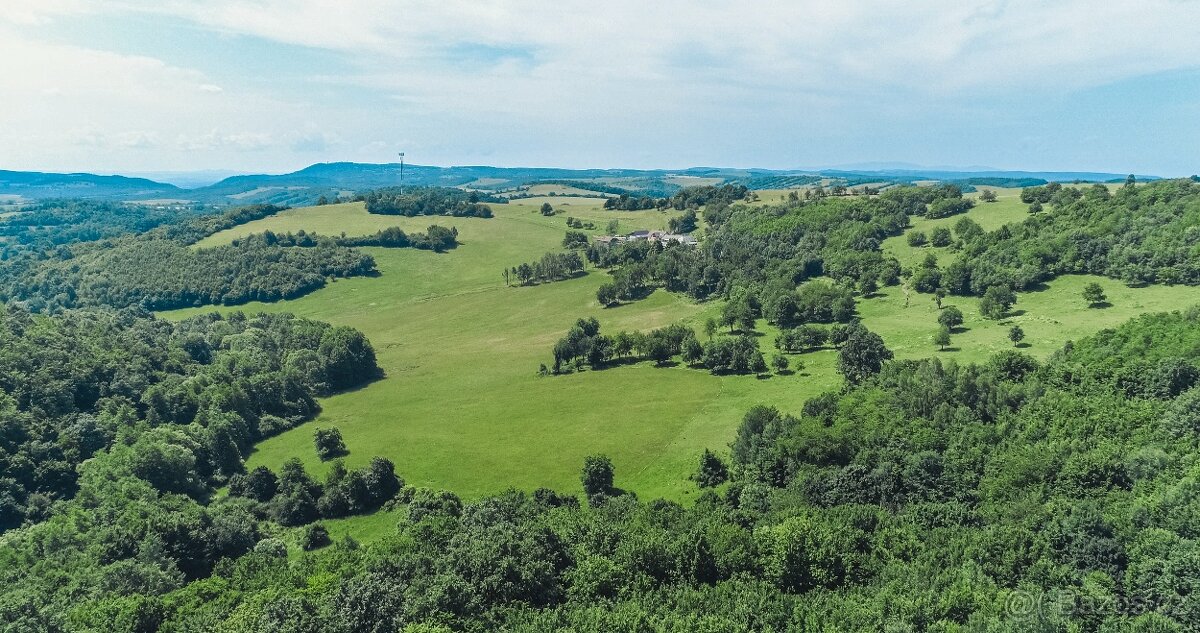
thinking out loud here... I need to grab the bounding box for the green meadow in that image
[165,190,1200,541]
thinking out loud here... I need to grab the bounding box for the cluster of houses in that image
[594,230,699,247]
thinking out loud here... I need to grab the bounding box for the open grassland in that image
[166,192,1200,541]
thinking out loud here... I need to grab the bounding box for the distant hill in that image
[0,163,1161,206]
[0,170,182,201]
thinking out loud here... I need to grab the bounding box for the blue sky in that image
[2,0,1198,176]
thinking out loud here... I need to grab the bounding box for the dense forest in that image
[0,200,209,250]
[0,307,379,528]
[4,307,1195,630]
[360,187,499,217]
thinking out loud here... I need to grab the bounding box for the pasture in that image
[165,190,1200,542]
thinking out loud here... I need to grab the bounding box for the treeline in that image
[58,308,1200,630]
[506,251,585,286]
[233,224,460,252]
[228,456,401,527]
[0,307,379,532]
[927,178,1200,295]
[360,186,498,217]
[603,183,750,211]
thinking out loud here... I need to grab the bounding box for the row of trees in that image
[506,251,586,286]
[548,316,892,381]
[602,184,751,211]
[234,225,460,252]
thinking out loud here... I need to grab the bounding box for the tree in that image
[1028,200,1043,213]
[934,325,951,351]
[1009,325,1025,346]
[836,325,894,384]
[938,305,964,330]
[980,189,998,203]
[644,336,673,365]
[540,202,554,216]
[1083,282,1107,307]
[314,427,347,461]
[907,231,928,247]
[751,351,769,375]
[682,336,704,365]
[563,231,589,249]
[301,523,331,550]
[772,353,790,374]
[696,450,728,488]
[704,317,718,340]
[606,219,619,234]
[596,283,618,307]
[980,285,1016,320]
[581,455,614,499]
[934,288,947,309]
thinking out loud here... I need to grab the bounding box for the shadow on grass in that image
[1090,301,1113,309]
[938,347,961,352]
[1015,342,1032,349]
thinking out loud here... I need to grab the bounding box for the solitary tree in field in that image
[540,202,554,216]
[938,305,964,330]
[934,325,951,351]
[704,317,718,340]
[934,288,947,309]
[313,427,347,461]
[980,189,998,203]
[1009,325,1025,346]
[1083,282,1107,307]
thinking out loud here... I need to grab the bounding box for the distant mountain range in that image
[0,163,1162,207]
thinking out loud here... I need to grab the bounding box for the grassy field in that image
[164,192,1200,542]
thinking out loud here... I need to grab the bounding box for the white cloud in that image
[2,0,1199,172]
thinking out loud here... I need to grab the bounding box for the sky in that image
[1,0,1198,176]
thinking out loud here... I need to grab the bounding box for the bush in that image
[301,523,331,551]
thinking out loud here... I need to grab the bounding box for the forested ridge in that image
[3,307,1196,630]
[0,201,427,312]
